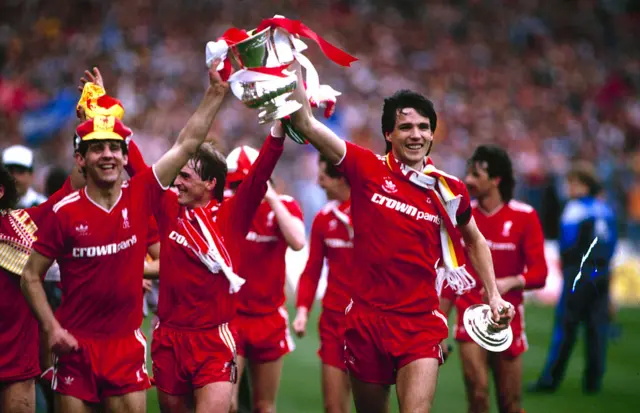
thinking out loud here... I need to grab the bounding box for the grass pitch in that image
[143,303,639,412]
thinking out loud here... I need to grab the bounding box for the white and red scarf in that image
[0,209,37,275]
[385,153,476,295]
[178,200,245,294]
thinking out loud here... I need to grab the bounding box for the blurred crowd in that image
[1,0,639,244]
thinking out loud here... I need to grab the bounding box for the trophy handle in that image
[281,118,308,145]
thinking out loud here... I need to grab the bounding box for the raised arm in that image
[153,64,228,187]
[220,129,285,237]
[288,64,346,164]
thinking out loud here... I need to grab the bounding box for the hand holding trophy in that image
[205,16,356,143]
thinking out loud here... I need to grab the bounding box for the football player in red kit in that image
[440,145,548,413]
[287,62,514,412]
[293,155,353,413]
[225,145,306,413]
[20,64,228,413]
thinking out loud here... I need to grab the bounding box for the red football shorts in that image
[235,307,295,363]
[343,301,448,385]
[52,329,150,403]
[317,308,346,371]
[151,322,237,395]
[454,302,528,358]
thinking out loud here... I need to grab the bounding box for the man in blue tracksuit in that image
[530,161,617,394]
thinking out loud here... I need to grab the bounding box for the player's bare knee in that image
[324,398,349,413]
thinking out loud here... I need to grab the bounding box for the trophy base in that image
[258,100,303,124]
[463,304,513,353]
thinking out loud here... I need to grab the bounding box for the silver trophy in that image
[226,27,302,124]
[463,304,514,352]
[206,19,345,144]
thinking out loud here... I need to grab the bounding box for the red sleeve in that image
[296,213,327,312]
[128,166,172,229]
[521,210,548,290]
[219,134,284,237]
[124,140,149,177]
[32,207,66,259]
[453,180,472,225]
[335,141,378,188]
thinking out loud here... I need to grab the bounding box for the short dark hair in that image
[468,145,515,202]
[0,163,19,210]
[192,143,228,202]
[381,89,437,153]
[567,161,601,196]
[318,155,343,179]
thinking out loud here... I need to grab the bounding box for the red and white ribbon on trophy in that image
[205,16,357,119]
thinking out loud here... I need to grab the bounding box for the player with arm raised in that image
[287,66,515,413]
[20,64,227,413]
[439,145,548,413]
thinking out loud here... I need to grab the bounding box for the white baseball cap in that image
[2,145,34,169]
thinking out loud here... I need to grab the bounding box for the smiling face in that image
[173,159,216,207]
[385,108,433,170]
[75,140,127,188]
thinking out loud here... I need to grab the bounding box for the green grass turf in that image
[142,303,640,412]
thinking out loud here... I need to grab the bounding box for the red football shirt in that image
[296,199,353,314]
[33,167,163,337]
[235,195,303,315]
[444,200,548,308]
[154,134,284,330]
[336,142,471,315]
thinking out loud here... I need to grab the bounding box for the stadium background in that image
[1,0,639,411]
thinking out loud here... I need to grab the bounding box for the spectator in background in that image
[0,0,639,237]
[530,161,618,394]
[2,145,47,209]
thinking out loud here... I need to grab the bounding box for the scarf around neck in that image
[385,153,476,295]
[178,200,246,294]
